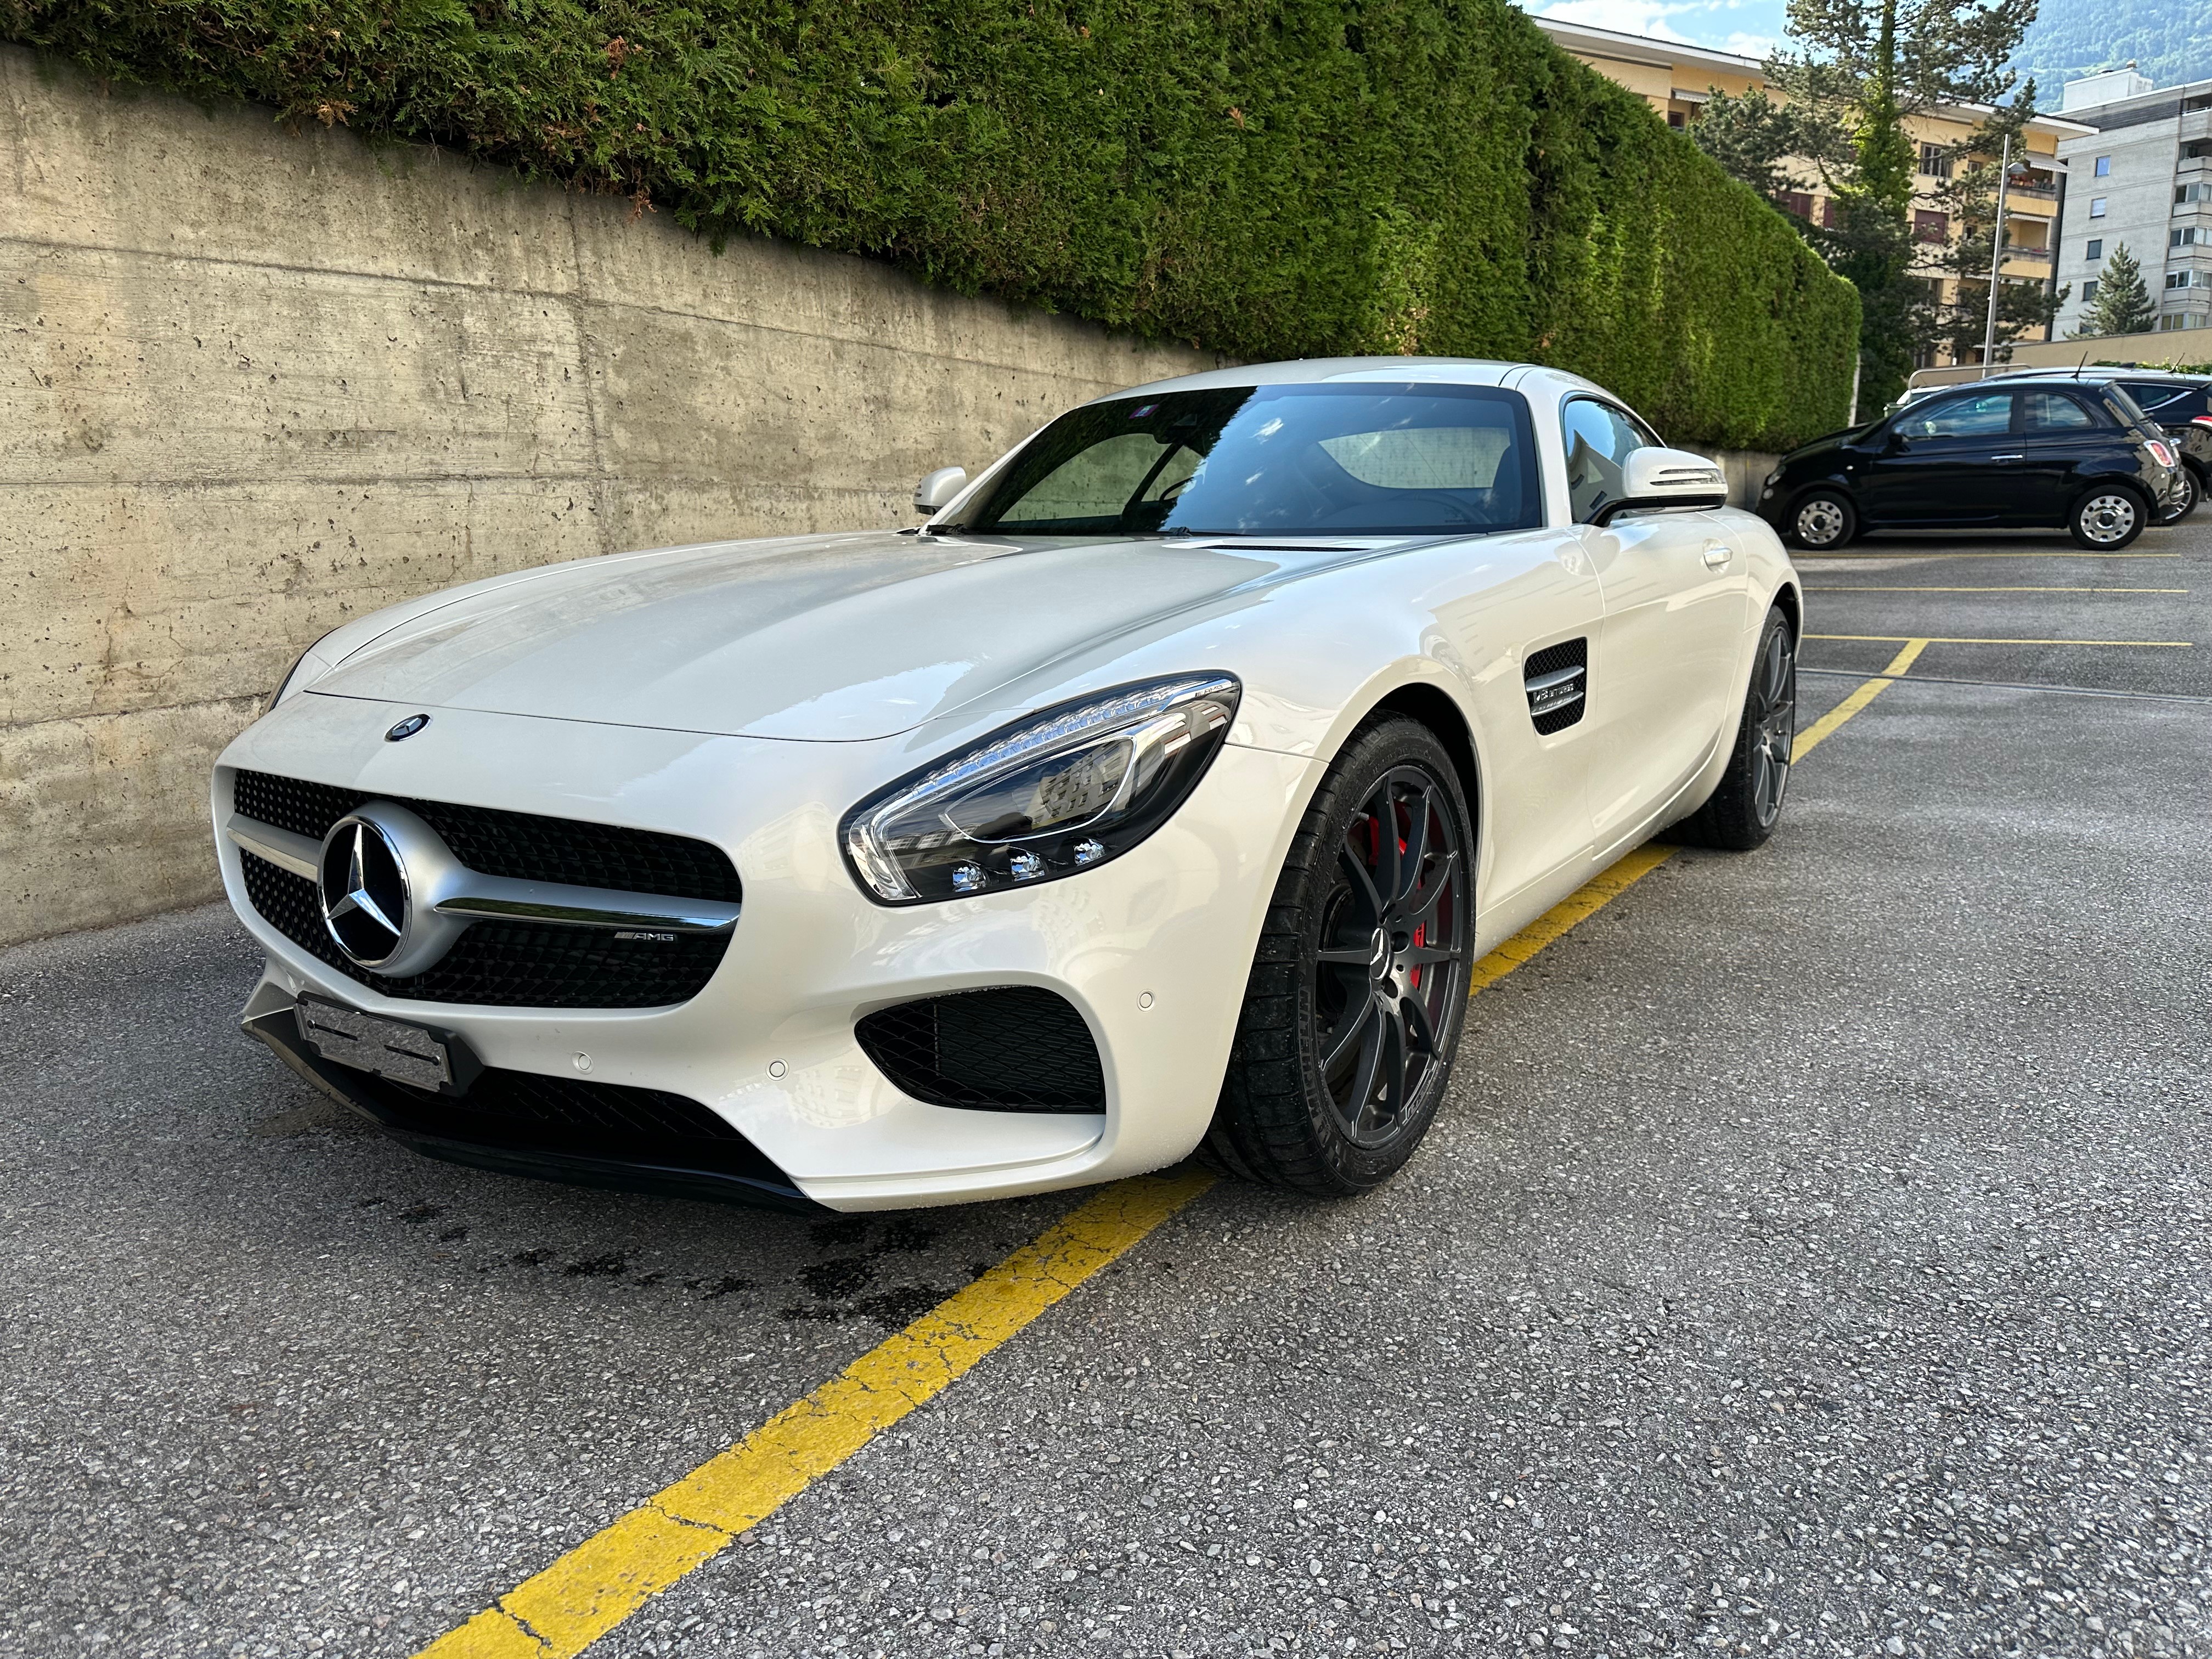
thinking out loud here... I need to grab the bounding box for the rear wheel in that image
[2158,466,2200,526]
[2070,486,2146,549]
[1672,605,1797,852]
[1786,490,1857,551]
[1205,718,1474,1195]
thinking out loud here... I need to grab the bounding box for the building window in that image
[1918,142,1954,179]
[1781,190,1815,220]
[1822,198,1840,229]
[2083,279,2100,300]
[1914,209,1949,242]
[2177,227,2202,247]
[2089,197,2107,217]
[2181,184,2210,205]
[2086,238,2102,260]
[2093,155,2111,177]
[1668,110,1686,129]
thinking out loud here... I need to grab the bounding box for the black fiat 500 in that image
[1758,379,2183,551]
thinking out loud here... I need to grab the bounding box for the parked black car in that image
[2100,373,2211,523]
[1758,377,2184,551]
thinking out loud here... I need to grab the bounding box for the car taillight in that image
[2194,415,2212,431]
[2148,440,2175,468]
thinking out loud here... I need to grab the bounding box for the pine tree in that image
[2069,244,2157,337]
[1691,0,2041,407]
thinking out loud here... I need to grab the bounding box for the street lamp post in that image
[1979,135,2030,375]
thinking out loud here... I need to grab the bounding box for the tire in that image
[1785,489,1857,551]
[1672,605,1797,853]
[2069,485,2147,549]
[1204,717,1475,1196]
[2159,465,2200,526]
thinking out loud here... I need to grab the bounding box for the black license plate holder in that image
[296,995,476,1093]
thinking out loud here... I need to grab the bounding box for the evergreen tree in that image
[2070,244,2158,337]
[1928,88,2068,360]
[1691,0,2040,407]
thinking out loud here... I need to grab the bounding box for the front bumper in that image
[215,692,1319,1211]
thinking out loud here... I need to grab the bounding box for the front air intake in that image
[855,988,1107,1114]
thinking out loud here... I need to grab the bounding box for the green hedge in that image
[3,0,1860,450]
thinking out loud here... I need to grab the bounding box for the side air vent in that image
[855,988,1107,1114]
[1525,638,1589,735]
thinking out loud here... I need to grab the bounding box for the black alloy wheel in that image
[1206,718,1474,1195]
[1672,605,1797,851]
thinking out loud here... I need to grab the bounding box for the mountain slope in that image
[2013,0,2209,99]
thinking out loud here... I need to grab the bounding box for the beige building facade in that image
[1535,18,2094,364]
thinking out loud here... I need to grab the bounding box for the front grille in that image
[230,770,740,904]
[241,853,728,1008]
[856,988,1105,1114]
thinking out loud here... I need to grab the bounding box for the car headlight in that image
[267,630,338,711]
[842,674,1241,904]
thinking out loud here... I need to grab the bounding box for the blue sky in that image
[1515,0,1791,60]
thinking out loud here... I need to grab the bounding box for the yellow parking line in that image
[1809,634,2192,647]
[419,1174,1215,1658]
[1803,585,2187,594]
[412,653,1913,1659]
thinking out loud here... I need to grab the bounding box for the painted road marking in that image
[412,653,1915,1659]
[419,1174,1215,1658]
[1809,634,2193,647]
[1796,551,2180,559]
[1802,585,2187,594]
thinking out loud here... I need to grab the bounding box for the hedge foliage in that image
[4,0,1860,449]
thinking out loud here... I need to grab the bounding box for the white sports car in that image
[214,358,1801,1212]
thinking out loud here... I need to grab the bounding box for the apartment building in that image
[1534,18,2091,361]
[2051,68,2212,336]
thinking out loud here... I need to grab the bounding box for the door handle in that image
[1992,453,2024,462]
[1701,540,1732,569]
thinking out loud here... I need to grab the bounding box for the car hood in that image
[307,529,1323,740]
[1782,426,1876,466]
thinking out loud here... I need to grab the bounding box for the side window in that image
[2118,381,2188,417]
[2021,392,2101,432]
[1903,392,2014,439]
[1560,399,1650,523]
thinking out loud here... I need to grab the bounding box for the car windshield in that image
[951,383,1543,538]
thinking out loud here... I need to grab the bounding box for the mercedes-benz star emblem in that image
[386,714,431,742]
[319,817,410,967]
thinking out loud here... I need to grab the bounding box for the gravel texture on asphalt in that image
[0,520,2205,1659]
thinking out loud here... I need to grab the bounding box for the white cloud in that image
[1722,30,1778,55]
[1526,0,1700,42]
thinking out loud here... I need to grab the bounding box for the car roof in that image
[1088,357,1607,405]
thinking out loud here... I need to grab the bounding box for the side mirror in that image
[1592,447,1729,526]
[914,466,968,517]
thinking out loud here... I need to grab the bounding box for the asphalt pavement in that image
[1,516,2207,1659]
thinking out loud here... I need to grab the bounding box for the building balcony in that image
[2005,182,2061,202]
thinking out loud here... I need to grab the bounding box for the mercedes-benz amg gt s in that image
[214,359,1803,1212]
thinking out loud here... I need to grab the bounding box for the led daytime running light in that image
[843,674,1240,904]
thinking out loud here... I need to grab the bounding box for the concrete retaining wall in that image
[0,49,1215,946]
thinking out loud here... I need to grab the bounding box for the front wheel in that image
[1786,489,1857,551]
[1205,718,1474,1196]
[1672,605,1797,852]
[2070,486,2146,549]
